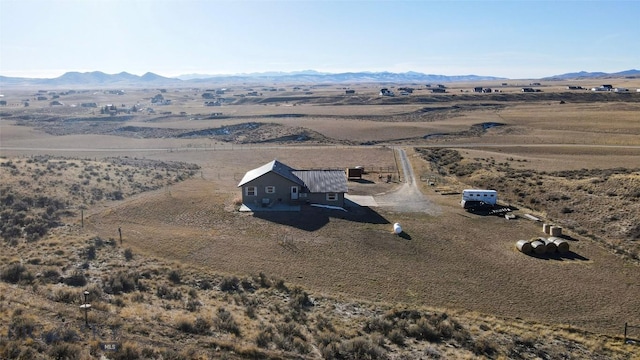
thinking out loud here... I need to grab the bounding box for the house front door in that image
[290,186,299,200]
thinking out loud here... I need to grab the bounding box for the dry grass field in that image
[1,81,639,359]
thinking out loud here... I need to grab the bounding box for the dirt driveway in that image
[349,148,442,215]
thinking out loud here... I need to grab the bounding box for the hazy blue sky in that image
[1,0,638,79]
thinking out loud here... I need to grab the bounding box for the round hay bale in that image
[543,238,558,253]
[516,240,532,254]
[550,226,563,237]
[553,238,570,253]
[393,223,402,234]
[530,240,546,255]
[543,223,552,234]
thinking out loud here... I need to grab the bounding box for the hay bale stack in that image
[543,238,558,253]
[530,239,546,255]
[516,240,532,254]
[550,237,570,253]
[550,226,563,237]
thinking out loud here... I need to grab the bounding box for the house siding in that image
[241,172,300,206]
[305,192,344,206]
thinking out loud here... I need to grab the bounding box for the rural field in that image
[1,80,639,359]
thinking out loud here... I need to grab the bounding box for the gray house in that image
[237,160,348,210]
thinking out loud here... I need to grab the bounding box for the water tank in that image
[393,223,402,234]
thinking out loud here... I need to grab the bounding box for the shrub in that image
[256,272,271,288]
[85,245,96,260]
[214,307,241,336]
[41,268,62,284]
[472,335,498,356]
[124,248,133,261]
[289,286,313,311]
[219,275,240,292]
[185,298,201,312]
[176,317,209,335]
[339,336,386,360]
[64,271,87,287]
[406,318,440,342]
[168,270,181,284]
[193,317,211,335]
[8,314,37,339]
[1,263,33,284]
[364,316,393,336]
[111,343,141,360]
[51,288,80,304]
[47,343,83,360]
[255,326,274,348]
[388,329,405,346]
[43,327,80,344]
[156,285,182,300]
[104,271,139,294]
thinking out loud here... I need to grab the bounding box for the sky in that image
[1,0,639,79]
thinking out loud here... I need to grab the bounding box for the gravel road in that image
[373,148,441,215]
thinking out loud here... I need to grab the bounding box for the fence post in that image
[624,322,627,342]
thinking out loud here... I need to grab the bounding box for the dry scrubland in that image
[1,81,640,359]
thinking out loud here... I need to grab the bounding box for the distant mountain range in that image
[0,71,182,87]
[542,69,640,80]
[1,69,637,87]
[0,70,504,87]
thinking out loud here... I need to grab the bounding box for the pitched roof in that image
[237,160,304,187]
[292,170,348,193]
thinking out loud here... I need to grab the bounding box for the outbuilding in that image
[460,189,497,209]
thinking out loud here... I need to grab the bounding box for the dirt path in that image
[373,148,441,215]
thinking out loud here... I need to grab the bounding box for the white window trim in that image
[245,186,257,196]
[265,186,275,194]
[326,193,338,201]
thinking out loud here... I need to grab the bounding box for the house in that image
[380,88,394,96]
[238,160,348,210]
[473,87,483,93]
[430,88,446,93]
[345,89,355,94]
[521,87,535,93]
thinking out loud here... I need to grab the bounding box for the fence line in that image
[624,322,639,342]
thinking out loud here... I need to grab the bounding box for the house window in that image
[326,193,338,201]
[245,186,257,196]
[265,186,275,194]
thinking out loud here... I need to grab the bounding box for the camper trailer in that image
[461,189,497,210]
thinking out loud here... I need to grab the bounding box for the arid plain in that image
[1,80,639,359]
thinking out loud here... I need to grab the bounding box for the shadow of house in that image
[252,203,389,232]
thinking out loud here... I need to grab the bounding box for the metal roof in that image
[292,170,348,193]
[237,160,304,187]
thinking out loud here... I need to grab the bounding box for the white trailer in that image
[461,189,497,209]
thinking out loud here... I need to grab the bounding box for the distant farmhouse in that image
[237,160,348,211]
[591,84,614,92]
[379,88,394,96]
